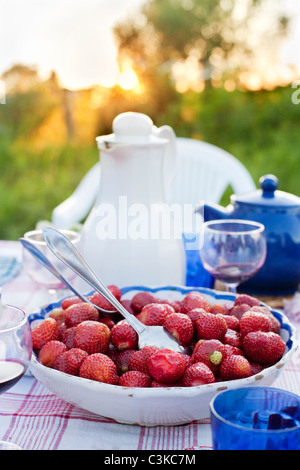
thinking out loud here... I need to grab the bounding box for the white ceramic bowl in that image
[29,286,298,426]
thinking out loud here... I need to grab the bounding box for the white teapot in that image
[80,112,185,287]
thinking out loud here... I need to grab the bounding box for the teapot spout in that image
[195,200,231,222]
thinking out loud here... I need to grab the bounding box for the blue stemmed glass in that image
[210,387,300,450]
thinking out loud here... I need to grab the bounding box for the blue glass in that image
[210,387,300,450]
[182,232,214,288]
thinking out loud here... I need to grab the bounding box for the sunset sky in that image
[0,0,145,89]
[0,0,299,90]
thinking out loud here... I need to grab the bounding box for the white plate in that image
[29,286,298,426]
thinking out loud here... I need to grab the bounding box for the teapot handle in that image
[154,125,177,202]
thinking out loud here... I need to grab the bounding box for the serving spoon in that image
[42,226,186,353]
[19,237,118,316]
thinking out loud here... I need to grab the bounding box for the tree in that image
[113,0,290,90]
[0,65,64,139]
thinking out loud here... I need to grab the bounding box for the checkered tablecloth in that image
[0,240,300,451]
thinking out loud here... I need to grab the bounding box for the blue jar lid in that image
[231,174,300,208]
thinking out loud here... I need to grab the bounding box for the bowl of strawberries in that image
[28,286,298,426]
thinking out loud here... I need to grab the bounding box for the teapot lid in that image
[96,112,168,147]
[232,174,300,208]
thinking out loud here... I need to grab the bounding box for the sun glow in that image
[117,69,139,90]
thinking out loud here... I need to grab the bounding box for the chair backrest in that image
[169,137,256,206]
[51,163,100,229]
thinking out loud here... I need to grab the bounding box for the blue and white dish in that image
[29,286,298,426]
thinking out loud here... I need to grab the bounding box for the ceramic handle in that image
[155,125,177,202]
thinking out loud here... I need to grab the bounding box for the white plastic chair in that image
[51,163,101,229]
[51,137,256,229]
[169,137,256,206]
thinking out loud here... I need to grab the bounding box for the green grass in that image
[1,83,299,240]
[0,140,98,239]
[162,85,300,196]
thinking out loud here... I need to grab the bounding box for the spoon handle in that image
[42,227,146,335]
[19,238,96,309]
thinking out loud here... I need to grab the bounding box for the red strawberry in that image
[136,303,174,326]
[38,340,67,368]
[223,329,242,348]
[89,285,120,311]
[128,349,147,373]
[31,317,59,350]
[219,354,252,381]
[191,339,226,373]
[110,319,138,350]
[147,349,186,384]
[119,370,152,387]
[242,331,286,365]
[240,311,272,337]
[128,346,159,373]
[185,308,207,325]
[250,362,265,375]
[98,316,115,330]
[61,326,76,349]
[267,314,281,335]
[223,344,244,357]
[182,362,215,386]
[249,306,281,334]
[107,285,122,301]
[158,299,182,312]
[181,292,211,313]
[49,308,65,326]
[217,314,240,331]
[106,346,119,364]
[163,312,194,345]
[151,379,183,387]
[57,321,67,340]
[130,292,159,313]
[73,320,111,354]
[61,296,82,310]
[210,304,228,315]
[64,302,99,327]
[53,348,88,376]
[142,345,161,359]
[120,300,135,315]
[230,303,251,320]
[111,349,136,374]
[195,311,227,341]
[181,353,192,369]
[234,294,260,307]
[79,353,119,384]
